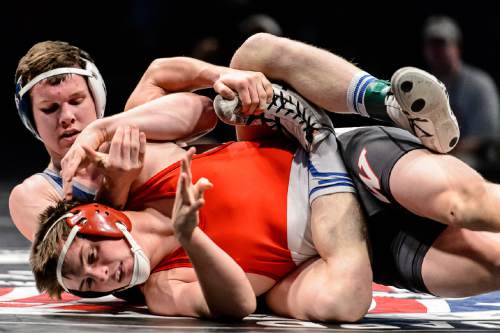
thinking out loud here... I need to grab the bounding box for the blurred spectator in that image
[422,16,500,169]
[238,14,283,39]
[191,37,224,65]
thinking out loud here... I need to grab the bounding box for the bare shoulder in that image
[9,174,62,241]
[10,174,60,202]
[133,142,188,188]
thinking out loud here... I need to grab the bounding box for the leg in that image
[230,33,459,153]
[266,135,372,322]
[230,33,360,114]
[266,192,372,322]
[338,125,500,232]
[422,227,500,297]
[390,149,500,231]
[337,126,500,296]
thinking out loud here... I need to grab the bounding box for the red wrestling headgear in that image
[50,203,151,297]
[65,203,132,238]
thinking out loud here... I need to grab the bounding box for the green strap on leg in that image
[363,79,392,122]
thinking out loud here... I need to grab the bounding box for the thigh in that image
[390,148,485,224]
[368,209,446,294]
[337,126,424,215]
[265,192,372,321]
[310,192,368,260]
[422,227,500,297]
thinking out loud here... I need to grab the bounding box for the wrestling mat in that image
[1,249,500,332]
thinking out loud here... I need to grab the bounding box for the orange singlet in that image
[127,141,299,280]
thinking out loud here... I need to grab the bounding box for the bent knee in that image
[232,33,292,73]
[447,179,488,228]
[312,283,372,322]
[241,32,279,50]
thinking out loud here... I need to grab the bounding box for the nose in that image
[59,103,76,128]
[87,264,110,282]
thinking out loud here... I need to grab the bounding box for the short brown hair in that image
[15,41,95,130]
[30,200,81,299]
[15,40,94,87]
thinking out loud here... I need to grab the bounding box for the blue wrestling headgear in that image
[14,59,107,140]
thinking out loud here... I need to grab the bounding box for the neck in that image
[49,159,61,171]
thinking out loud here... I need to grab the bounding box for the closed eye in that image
[88,248,96,265]
[40,103,59,114]
[69,97,84,106]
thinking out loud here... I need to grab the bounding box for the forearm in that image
[89,93,217,144]
[126,57,227,110]
[177,227,256,318]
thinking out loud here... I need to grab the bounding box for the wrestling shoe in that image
[387,67,460,153]
[213,83,334,151]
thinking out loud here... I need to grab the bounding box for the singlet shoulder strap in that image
[38,168,96,202]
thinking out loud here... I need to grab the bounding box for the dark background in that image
[1,0,499,183]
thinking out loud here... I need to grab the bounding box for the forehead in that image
[30,75,89,100]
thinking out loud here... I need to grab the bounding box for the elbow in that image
[143,58,167,81]
[211,297,256,320]
[199,96,218,131]
[188,95,217,137]
[234,296,257,319]
[144,57,187,82]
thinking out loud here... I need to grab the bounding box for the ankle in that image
[363,80,392,122]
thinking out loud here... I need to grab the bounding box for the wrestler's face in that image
[61,236,134,293]
[30,75,97,161]
[423,38,461,73]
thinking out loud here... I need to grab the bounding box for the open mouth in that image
[60,130,80,139]
[117,261,123,283]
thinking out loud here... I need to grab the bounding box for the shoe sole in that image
[391,67,460,153]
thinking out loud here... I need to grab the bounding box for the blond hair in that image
[30,200,80,299]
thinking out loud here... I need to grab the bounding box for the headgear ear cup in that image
[83,59,107,119]
[15,77,40,139]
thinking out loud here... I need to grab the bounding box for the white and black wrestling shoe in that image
[387,66,460,154]
[213,83,334,152]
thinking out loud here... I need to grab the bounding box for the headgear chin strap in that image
[48,203,150,296]
[14,59,107,140]
[116,223,151,287]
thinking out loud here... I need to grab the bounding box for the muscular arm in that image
[136,179,256,319]
[144,149,256,318]
[89,92,217,145]
[126,56,274,117]
[125,57,230,110]
[9,176,61,241]
[144,226,256,319]
[61,93,217,203]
